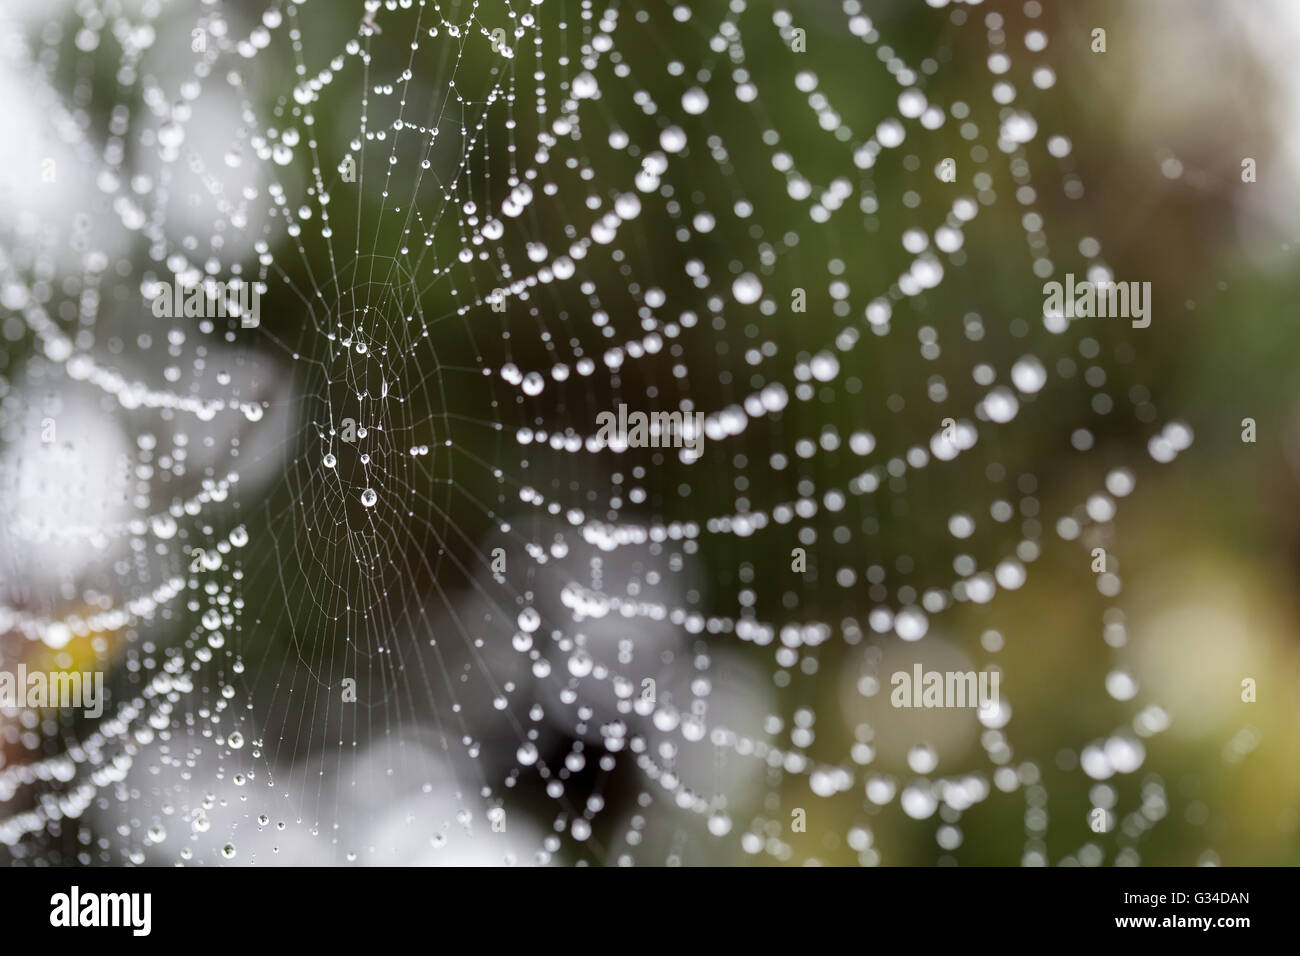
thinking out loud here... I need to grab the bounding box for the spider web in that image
[0,0,1191,866]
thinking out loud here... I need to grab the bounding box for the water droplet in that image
[732,273,762,305]
[682,87,709,114]
[572,72,599,99]
[1011,355,1047,394]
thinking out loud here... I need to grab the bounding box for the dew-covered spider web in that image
[0,0,1195,866]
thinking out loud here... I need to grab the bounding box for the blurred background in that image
[1,0,1298,866]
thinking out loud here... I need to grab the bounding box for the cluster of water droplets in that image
[0,0,1195,866]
